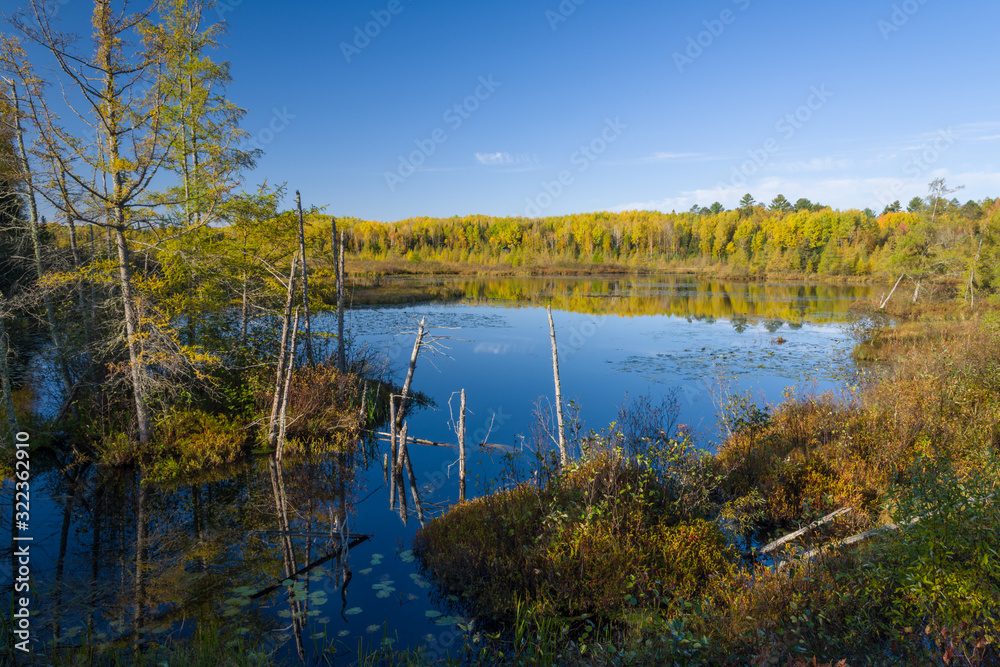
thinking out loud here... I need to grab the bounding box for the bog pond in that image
[5,276,874,664]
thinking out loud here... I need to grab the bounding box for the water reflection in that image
[4,276,873,664]
[401,275,871,323]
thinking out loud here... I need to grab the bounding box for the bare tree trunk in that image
[115,226,152,444]
[276,308,300,461]
[239,271,249,344]
[295,191,314,366]
[337,230,346,373]
[459,388,467,502]
[880,274,904,309]
[88,225,96,321]
[268,251,299,446]
[396,317,426,427]
[66,216,89,338]
[547,307,567,467]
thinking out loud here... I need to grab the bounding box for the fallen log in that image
[367,430,513,452]
[759,507,852,555]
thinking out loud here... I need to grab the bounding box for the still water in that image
[4,276,872,664]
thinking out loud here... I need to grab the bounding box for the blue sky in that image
[34,0,1000,221]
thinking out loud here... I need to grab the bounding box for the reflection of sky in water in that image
[333,300,854,458]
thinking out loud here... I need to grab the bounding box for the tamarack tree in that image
[3,0,254,444]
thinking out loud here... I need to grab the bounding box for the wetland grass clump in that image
[414,426,735,620]
[89,357,379,481]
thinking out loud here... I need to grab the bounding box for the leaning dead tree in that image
[393,317,464,428]
[275,308,300,461]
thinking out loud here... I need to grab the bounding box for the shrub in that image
[145,408,248,482]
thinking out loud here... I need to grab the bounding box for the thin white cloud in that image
[475,152,538,166]
[476,152,512,165]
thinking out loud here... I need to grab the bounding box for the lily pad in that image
[338,630,351,637]
[424,610,441,618]
[366,624,382,633]
[359,568,373,575]
[344,607,362,616]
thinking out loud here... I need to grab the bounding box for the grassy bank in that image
[412,300,1000,665]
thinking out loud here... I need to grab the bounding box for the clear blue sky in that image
[40,0,1000,221]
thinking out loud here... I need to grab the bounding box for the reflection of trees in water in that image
[443,276,871,322]
[14,446,371,659]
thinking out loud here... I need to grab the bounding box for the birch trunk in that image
[396,317,426,427]
[459,388,467,502]
[547,307,567,466]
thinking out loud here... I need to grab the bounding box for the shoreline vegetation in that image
[403,297,1000,666]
